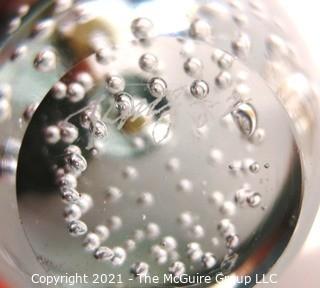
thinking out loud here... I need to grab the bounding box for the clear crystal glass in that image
[0,0,319,287]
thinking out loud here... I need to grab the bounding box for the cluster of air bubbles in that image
[9,4,284,279]
[47,122,132,267]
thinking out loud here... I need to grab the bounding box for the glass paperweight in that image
[0,0,319,287]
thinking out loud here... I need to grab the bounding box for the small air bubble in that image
[131,17,154,40]
[189,19,212,40]
[148,77,167,98]
[34,48,57,72]
[131,262,149,278]
[169,261,186,277]
[184,57,203,76]
[201,252,217,269]
[111,247,127,266]
[94,246,114,261]
[215,71,232,89]
[190,80,210,100]
[68,220,87,237]
[64,204,82,222]
[67,82,86,103]
[106,75,125,94]
[177,179,193,193]
[83,233,101,252]
[139,53,159,72]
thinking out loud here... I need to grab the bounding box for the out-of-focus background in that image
[268,1,320,287]
[275,211,320,287]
